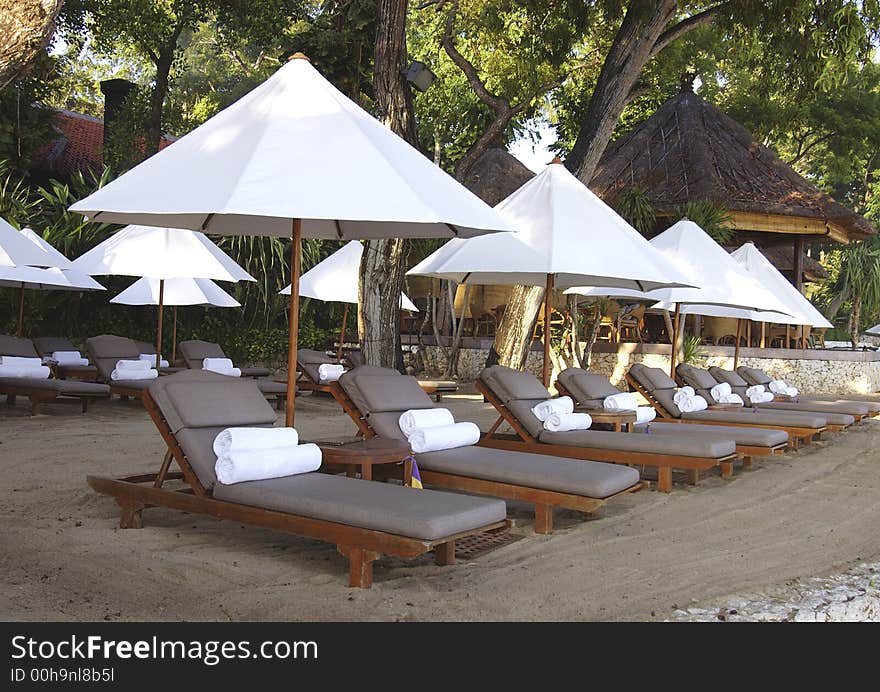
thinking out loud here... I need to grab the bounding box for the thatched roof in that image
[590,87,875,241]
[462,147,535,206]
[756,244,829,282]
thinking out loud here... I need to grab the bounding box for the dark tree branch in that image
[649,4,727,59]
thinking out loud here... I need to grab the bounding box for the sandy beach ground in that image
[2,386,879,621]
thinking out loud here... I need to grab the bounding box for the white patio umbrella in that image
[0,217,56,268]
[279,240,417,362]
[864,324,880,337]
[567,220,793,373]
[69,54,513,425]
[408,160,694,385]
[112,277,240,362]
[71,225,254,368]
[4,228,104,336]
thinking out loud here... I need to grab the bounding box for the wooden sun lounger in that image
[330,380,645,533]
[553,379,788,467]
[625,372,824,447]
[87,389,509,588]
[476,380,738,494]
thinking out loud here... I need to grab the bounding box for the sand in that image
[2,387,879,621]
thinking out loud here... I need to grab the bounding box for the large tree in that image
[0,0,63,90]
[358,0,418,369]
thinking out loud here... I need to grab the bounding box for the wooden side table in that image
[310,437,415,484]
[575,408,637,432]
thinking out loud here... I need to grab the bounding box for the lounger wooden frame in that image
[476,380,738,494]
[553,380,788,467]
[330,382,646,533]
[3,385,99,415]
[86,391,508,588]
[297,361,455,403]
[626,373,826,447]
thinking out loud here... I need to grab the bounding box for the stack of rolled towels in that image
[531,396,592,432]
[602,391,656,423]
[673,386,708,413]
[202,357,241,377]
[45,350,89,367]
[769,379,799,397]
[709,382,744,406]
[398,408,480,453]
[139,353,169,368]
[318,363,346,383]
[213,427,321,485]
[745,384,774,404]
[0,355,50,379]
[110,359,158,381]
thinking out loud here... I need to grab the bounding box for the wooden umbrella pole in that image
[285,218,302,427]
[669,303,681,378]
[172,306,178,364]
[156,279,164,370]
[734,318,743,369]
[542,273,554,387]
[337,302,349,364]
[17,284,25,337]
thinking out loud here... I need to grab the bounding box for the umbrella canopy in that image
[865,324,880,336]
[69,58,514,240]
[408,162,692,289]
[20,228,75,269]
[71,225,255,282]
[1,217,56,268]
[68,54,513,425]
[111,277,240,307]
[280,241,418,312]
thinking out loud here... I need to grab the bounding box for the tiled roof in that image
[32,109,175,178]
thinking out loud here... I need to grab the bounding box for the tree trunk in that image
[849,295,862,350]
[0,0,63,90]
[359,0,418,369]
[146,48,174,155]
[567,0,678,182]
[486,285,544,369]
[824,287,848,323]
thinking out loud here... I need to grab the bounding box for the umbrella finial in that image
[550,156,563,165]
[288,52,311,62]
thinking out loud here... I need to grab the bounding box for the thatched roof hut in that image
[462,147,535,206]
[590,85,875,246]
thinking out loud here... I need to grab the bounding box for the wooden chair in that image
[87,375,508,588]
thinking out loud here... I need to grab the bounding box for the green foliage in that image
[676,201,733,244]
[681,333,705,365]
[0,161,40,226]
[613,184,655,234]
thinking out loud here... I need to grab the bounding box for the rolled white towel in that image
[768,379,790,394]
[139,353,169,368]
[0,365,51,379]
[215,442,322,485]
[317,363,346,382]
[408,421,480,453]
[52,351,89,366]
[710,382,732,401]
[673,386,695,406]
[0,356,43,368]
[745,384,765,399]
[749,391,775,404]
[784,386,799,397]
[717,393,744,405]
[398,408,454,437]
[110,368,158,381]
[636,406,656,424]
[543,412,592,432]
[203,357,234,370]
[203,363,241,377]
[115,359,150,371]
[531,396,574,421]
[603,392,638,411]
[213,427,299,457]
[678,394,708,413]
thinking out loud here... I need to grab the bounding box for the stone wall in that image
[412,343,880,395]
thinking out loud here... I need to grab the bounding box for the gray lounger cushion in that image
[254,378,287,395]
[86,334,141,381]
[631,363,679,391]
[178,339,225,368]
[737,366,771,386]
[297,348,336,383]
[752,403,856,424]
[354,373,434,413]
[799,396,879,414]
[32,336,77,356]
[676,363,719,391]
[632,421,788,447]
[0,334,40,358]
[556,368,620,407]
[538,428,736,458]
[417,445,639,499]
[480,365,551,403]
[504,399,548,439]
[683,408,827,428]
[708,367,750,388]
[214,472,506,541]
[338,366,410,416]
